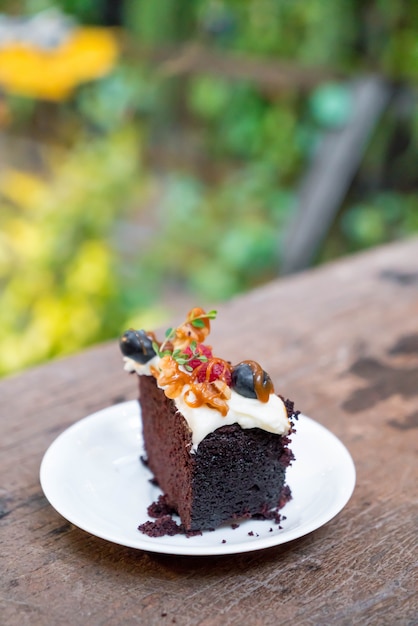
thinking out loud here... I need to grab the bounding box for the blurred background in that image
[0,0,417,378]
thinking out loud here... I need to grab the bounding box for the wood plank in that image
[1,238,417,625]
[146,43,338,93]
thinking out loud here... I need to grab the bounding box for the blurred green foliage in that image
[0,0,417,376]
[0,127,167,375]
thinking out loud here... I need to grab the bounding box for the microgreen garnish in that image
[153,309,216,369]
[190,309,216,329]
[152,340,170,358]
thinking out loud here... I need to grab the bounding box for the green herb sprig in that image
[152,309,217,370]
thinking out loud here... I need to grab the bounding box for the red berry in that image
[183,343,213,369]
[195,360,232,386]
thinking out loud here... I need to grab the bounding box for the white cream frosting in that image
[123,355,159,376]
[174,386,290,449]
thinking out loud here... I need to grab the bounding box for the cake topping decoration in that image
[120,307,290,439]
[231,361,274,402]
[156,307,217,354]
[120,329,157,364]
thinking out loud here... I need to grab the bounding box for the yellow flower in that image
[66,240,113,297]
[0,169,47,209]
[4,217,44,261]
[0,27,119,100]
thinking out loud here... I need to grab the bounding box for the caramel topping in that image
[174,307,211,349]
[183,358,231,414]
[184,381,231,416]
[190,358,232,385]
[148,308,274,415]
[153,355,189,399]
[155,355,232,415]
[240,359,274,403]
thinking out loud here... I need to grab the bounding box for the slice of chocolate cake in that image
[120,308,297,534]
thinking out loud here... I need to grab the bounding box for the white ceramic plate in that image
[40,400,355,556]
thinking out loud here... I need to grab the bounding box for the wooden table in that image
[1,238,417,625]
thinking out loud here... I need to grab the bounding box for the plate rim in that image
[40,400,356,556]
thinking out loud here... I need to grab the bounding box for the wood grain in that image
[1,238,418,626]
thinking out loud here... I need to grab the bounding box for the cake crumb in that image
[231,523,239,529]
[248,531,254,536]
[148,495,176,519]
[138,516,181,537]
[185,529,202,538]
[138,495,205,537]
[221,539,226,543]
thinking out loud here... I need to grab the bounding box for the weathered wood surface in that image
[1,238,417,626]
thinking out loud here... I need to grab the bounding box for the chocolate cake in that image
[120,308,297,535]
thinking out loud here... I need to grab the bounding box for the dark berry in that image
[120,329,156,364]
[231,362,272,399]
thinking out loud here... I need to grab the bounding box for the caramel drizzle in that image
[186,358,232,416]
[172,307,211,349]
[190,358,231,384]
[152,355,189,399]
[150,307,274,414]
[240,360,274,403]
[183,379,231,417]
[153,355,232,416]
